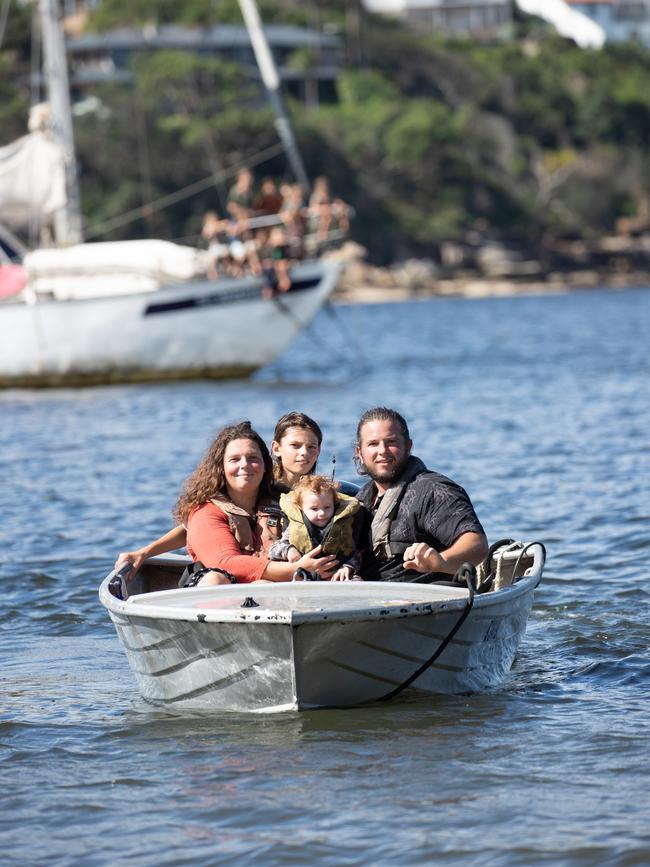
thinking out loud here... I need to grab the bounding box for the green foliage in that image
[0,0,31,58]
[5,0,650,259]
[87,0,339,30]
[382,99,465,166]
[0,55,29,143]
[0,2,32,143]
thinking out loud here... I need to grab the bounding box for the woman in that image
[175,420,335,585]
[115,411,324,575]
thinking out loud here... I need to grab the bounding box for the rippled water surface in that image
[2,288,650,865]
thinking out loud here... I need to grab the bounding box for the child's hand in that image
[287,546,301,563]
[331,565,354,582]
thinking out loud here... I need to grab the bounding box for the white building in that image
[362,1,512,39]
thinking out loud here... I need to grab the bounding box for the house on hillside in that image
[362,0,512,39]
[565,0,650,44]
[60,21,342,108]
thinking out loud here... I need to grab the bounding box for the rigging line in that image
[323,299,366,374]
[83,140,286,240]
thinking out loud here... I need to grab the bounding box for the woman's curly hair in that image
[174,421,273,523]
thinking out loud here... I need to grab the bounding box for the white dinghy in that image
[99,541,545,713]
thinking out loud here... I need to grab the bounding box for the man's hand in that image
[402,543,446,574]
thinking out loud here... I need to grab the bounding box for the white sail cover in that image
[0,131,67,227]
[24,239,210,298]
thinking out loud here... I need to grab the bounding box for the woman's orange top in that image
[186,501,268,584]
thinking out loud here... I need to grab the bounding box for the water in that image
[1,287,649,865]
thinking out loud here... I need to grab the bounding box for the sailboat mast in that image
[237,0,310,192]
[39,0,83,244]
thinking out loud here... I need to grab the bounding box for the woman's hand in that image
[296,545,338,580]
[331,565,354,582]
[402,543,446,574]
[114,549,147,580]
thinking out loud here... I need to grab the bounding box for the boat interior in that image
[108,541,542,602]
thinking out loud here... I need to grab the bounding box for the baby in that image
[269,475,366,581]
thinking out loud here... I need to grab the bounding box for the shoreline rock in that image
[327,240,650,303]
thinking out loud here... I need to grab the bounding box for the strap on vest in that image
[368,456,428,558]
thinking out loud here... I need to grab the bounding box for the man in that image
[355,407,488,582]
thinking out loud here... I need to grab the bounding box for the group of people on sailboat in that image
[116,408,488,588]
[199,169,349,293]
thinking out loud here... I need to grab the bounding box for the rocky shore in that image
[327,238,650,303]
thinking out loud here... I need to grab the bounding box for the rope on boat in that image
[475,538,520,593]
[270,292,310,335]
[270,294,343,356]
[475,539,547,592]
[512,542,546,587]
[379,562,477,703]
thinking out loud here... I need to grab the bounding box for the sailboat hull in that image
[0,259,340,386]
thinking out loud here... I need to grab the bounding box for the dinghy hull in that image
[100,545,544,713]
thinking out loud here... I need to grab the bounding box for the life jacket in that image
[210,496,282,558]
[279,491,360,557]
[257,499,284,553]
[356,456,428,559]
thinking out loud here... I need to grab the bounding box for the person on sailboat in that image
[253,177,283,216]
[260,223,292,294]
[227,167,255,215]
[354,407,488,583]
[308,176,333,241]
[224,201,262,277]
[199,210,231,278]
[280,183,307,247]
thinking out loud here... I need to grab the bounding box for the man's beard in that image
[361,455,408,485]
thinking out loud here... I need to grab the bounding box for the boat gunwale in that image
[3,257,336,310]
[98,559,543,627]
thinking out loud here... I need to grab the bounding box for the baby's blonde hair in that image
[291,474,339,508]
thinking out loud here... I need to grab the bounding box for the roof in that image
[67,23,341,53]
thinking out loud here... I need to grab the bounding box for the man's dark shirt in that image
[356,457,485,583]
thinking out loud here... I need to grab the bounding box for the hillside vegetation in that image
[2,0,650,264]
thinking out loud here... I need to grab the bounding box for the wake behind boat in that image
[99,541,545,713]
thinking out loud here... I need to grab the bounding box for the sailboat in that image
[0,0,343,387]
